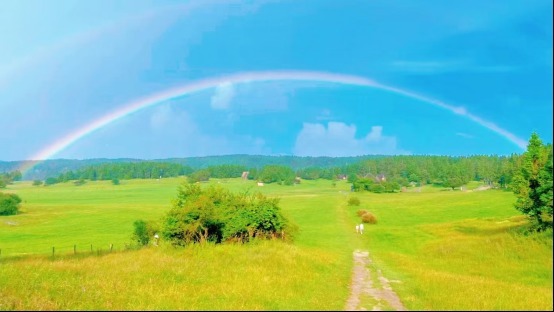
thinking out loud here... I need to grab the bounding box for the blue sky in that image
[1,0,552,161]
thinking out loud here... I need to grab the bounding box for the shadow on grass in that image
[454,216,553,240]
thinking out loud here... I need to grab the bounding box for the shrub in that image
[112,178,120,185]
[356,209,368,217]
[162,183,293,246]
[132,220,149,246]
[132,219,159,246]
[0,192,22,216]
[348,196,361,206]
[361,212,377,224]
[32,180,43,186]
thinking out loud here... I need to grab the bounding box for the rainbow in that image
[18,70,527,176]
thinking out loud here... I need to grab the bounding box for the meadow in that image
[0,178,552,310]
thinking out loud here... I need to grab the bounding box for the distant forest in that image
[0,155,376,180]
[1,154,523,190]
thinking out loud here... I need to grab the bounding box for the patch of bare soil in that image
[344,250,407,311]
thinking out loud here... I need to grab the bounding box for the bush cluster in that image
[355,208,377,224]
[161,183,296,246]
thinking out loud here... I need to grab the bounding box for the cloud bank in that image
[293,122,410,157]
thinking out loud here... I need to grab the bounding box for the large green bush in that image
[0,192,22,216]
[162,183,295,246]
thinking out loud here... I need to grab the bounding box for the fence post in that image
[110,243,113,252]
[52,246,55,257]
[74,244,76,255]
[90,244,93,253]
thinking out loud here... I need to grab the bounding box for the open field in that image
[0,178,552,310]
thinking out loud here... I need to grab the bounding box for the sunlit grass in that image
[0,178,552,310]
[0,241,350,310]
[348,190,553,310]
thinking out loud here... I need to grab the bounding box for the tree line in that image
[32,154,522,190]
[0,155,375,180]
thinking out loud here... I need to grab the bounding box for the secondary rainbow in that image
[18,70,528,176]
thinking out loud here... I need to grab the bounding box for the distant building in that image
[337,174,347,180]
[375,174,386,182]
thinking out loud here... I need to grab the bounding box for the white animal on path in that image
[355,225,360,234]
[359,223,364,234]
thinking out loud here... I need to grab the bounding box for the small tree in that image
[132,219,150,246]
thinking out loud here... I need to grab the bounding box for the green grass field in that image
[0,178,552,310]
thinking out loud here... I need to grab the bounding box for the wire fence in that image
[0,242,147,261]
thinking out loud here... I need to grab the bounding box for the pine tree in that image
[512,133,553,230]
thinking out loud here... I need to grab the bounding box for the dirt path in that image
[344,250,408,311]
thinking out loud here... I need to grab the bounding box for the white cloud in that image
[293,122,410,157]
[210,82,235,110]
